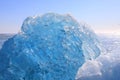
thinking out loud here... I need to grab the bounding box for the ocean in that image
[0,34,14,49]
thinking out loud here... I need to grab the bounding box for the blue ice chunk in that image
[0,13,101,80]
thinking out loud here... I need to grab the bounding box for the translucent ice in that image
[76,35,120,80]
[0,13,101,80]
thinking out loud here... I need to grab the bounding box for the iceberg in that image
[0,13,101,80]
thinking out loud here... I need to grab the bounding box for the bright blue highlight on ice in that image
[0,13,101,80]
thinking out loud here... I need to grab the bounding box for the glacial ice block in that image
[0,13,101,80]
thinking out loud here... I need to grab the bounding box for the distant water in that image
[0,34,14,49]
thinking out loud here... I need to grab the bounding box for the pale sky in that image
[0,0,120,34]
